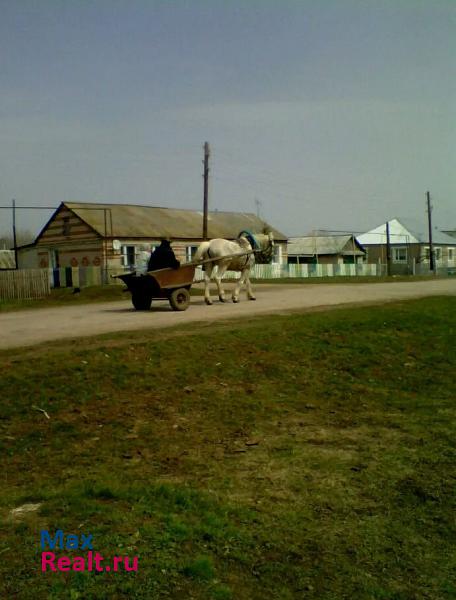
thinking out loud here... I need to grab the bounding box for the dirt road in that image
[1,279,455,350]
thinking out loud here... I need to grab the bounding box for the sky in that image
[0,0,455,239]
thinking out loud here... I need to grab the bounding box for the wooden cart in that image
[115,249,258,312]
[114,263,196,311]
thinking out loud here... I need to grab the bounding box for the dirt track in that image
[1,279,455,350]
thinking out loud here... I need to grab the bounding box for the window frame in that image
[186,245,198,262]
[392,246,408,263]
[121,245,136,268]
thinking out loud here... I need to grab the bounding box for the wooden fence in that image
[0,269,51,300]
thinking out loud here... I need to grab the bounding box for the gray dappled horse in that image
[193,231,274,305]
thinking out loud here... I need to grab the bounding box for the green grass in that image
[0,297,455,599]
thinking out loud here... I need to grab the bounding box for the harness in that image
[238,230,259,251]
[238,230,273,264]
[237,231,258,268]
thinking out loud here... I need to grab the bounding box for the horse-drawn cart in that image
[115,231,273,312]
[114,263,196,311]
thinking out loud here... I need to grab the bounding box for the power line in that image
[0,205,56,209]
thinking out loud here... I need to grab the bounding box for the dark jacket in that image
[147,241,180,271]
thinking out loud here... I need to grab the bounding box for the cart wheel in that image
[132,292,152,311]
[169,288,190,311]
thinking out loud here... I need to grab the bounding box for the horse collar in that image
[238,230,258,250]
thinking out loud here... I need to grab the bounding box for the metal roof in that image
[288,235,366,256]
[358,218,456,245]
[63,202,287,241]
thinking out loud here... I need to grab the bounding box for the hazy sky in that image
[1,0,455,238]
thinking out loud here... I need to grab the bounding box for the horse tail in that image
[193,241,211,263]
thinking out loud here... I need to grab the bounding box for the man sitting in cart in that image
[147,239,180,272]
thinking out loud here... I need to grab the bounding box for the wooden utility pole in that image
[386,221,391,276]
[203,142,210,240]
[426,191,435,273]
[12,199,18,269]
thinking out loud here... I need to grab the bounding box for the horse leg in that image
[245,271,256,301]
[232,268,248,303]
[215,263,228,302]
[204,264,214,305]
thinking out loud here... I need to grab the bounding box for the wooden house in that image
[17,202,287,271]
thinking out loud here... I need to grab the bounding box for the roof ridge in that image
[64,201,258,217]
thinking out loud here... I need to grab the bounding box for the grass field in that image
[1,297,455,599]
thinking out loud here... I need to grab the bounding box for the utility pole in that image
[202,142,210,240]
[426,191,435,273]
[12,199,18,269]
[386,221,391,276]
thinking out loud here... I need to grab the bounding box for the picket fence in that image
[0,269,51,300]
[44,263,380,288]
[194,262,379,281]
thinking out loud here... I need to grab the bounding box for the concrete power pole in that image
[386,221,391,276]
[426,191,435,273]
[203,142,210,240]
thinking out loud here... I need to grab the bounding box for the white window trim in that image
[121,245,136,267]
[186,245,198,262]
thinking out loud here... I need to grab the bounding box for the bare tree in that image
[0,229,35,249]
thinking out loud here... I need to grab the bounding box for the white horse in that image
[193,231,274,304]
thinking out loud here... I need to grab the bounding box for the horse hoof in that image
[205,299,213,306]
[219,297,226,303]
[249,297,256,301]
[232,298,239,303]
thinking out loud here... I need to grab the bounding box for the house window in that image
[186,246,198,262]
[393,247,407,263]
[449,248,455,262]
[63,217,71,236]
[121,245,136,268]
[424,246,442,261]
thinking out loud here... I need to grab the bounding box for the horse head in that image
[256,231,274,263]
